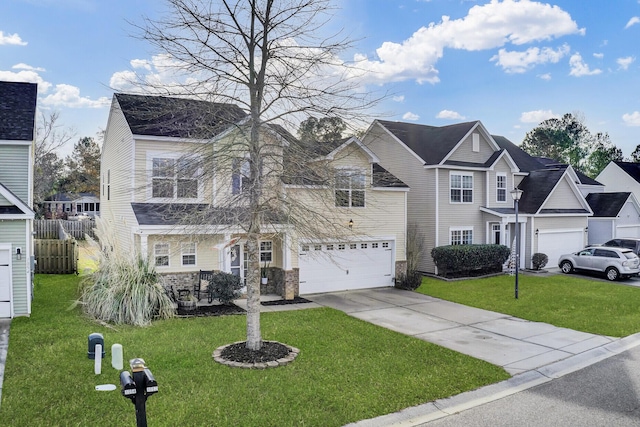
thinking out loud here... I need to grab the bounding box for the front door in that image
[492,224,501,245]
[229,244,247,284]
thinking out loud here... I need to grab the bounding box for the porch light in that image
[15,247,21,261]
[348,219,354,230]
[510,188,523,202]
[535,229,539,236]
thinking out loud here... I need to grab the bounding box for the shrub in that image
[210,272,243,305]
[531,253,549,270]
[431,244,510,278]
[78,218,174,326]
[395,270,423,291]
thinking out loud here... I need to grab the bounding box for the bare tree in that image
[130,0,383,350]
[33,112,76,211]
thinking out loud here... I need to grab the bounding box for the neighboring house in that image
[0,81,37,318]
[362,120,592,273]
[585,192,640,245]
[100,93,408,297]
[42,192,100,219]
[597,161,640,203]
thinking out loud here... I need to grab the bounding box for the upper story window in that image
[151,156,199,200]
[335,170,365,208]
[232,158,250,195]
[450,172,473,203]
[496,173,506,202]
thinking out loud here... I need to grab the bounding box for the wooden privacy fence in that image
[34,239,78,274]
[34,219,96,240]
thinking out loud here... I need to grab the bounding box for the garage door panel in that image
[0,249,11,318]
[538,231,584,267]
[299,241,393,294]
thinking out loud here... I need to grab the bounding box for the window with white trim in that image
[496,173,506,202]
[260,241,272,262]
[232,158,250,195]
[450,172,473,203]
[151,156,199,199]
[181,242,196,266]
[154,243,169,267]
[450,227,473,245]
[335,170,365,207]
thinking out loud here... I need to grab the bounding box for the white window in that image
[181,243,196,266]
[472,133,480,152]
[150,155,200,200]
[450,172,473,203]
[450,227,473,245]
[154,243,169,267]
[496,173,507,202]
[260,241,272,262]
[232,158,250,195]
[335,170,365,207]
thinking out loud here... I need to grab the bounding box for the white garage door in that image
[299,241,394,294]
[0,248,11,318]
[538,230,584,267]
[616,225,640,238]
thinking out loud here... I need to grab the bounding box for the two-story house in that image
[100,93,408,297]
[0,81,37,318]
[363,120,592,273]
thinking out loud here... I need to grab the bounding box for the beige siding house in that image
[362,120,592,273]
[100,94,408,297]
[0,81,37,318]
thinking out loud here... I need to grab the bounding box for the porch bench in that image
[196,270,214,303]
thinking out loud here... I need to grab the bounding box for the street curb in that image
[344,333,640,427]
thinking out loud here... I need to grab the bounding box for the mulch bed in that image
[260,296,312,306]
[176,303,245,317]
[220,341,291,364]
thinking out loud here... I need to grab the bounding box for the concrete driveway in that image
[307,287,617,375]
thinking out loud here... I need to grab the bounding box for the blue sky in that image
[2,0,640,157]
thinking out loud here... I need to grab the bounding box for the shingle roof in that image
[534,157,602,185]
[586,192,631,217]
[517,167,567,214]
[131,203,286,226]
[0,81,37,141]
[376,120,545,172]
[372,163,408,188]
[115,93,247,139]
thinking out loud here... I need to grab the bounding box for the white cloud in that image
[569,53,602,76]
[436,110,465,120]
[593,53,604,59]
[131,59,152,70]
[0,69,51,93]
[617,56,635,70]
[12,63,46,72]
[520,110,558,123]
[537,73,551,80]
[0,31,27,46]
[625,17,640,29]
[40,84,111,108]
[491,44,569,73]
[402,112,420,121]
[392,95,405,102]
[353,0,584,84]
[623,111,640,126]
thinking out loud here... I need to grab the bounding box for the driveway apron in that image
[308,287,616,375]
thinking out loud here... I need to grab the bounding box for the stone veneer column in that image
[283,268,299,300]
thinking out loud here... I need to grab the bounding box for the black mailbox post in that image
[119,358,158,427]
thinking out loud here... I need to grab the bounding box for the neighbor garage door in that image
[538,229,584,267]
[298,240,394,294]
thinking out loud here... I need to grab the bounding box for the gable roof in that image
[43,192,99,202]
[586,192,633,217]
[376,120,545,172]
[612,161,640,184]
[0,182,34,219]
[0,81,38,141]
[534,157,603,186]
[114,93,248,139]
[516,166,590,215]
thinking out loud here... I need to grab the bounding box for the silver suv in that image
[558,246,640,281]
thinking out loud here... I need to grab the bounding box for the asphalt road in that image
[424,345,640,426]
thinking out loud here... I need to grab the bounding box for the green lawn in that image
[417,273,640,337]
[1,275,509,427]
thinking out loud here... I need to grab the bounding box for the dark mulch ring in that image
[260,296,312,306]
[176,303,246,317]
[221,341,291,364]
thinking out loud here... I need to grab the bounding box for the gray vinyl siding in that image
[100,99,136,254]
[588,219,613,245]
[363,124,435,272]
[486,159,512,208]
[446,131,495,164]
[0,220,29,316]
[543,178,583,210]
[0,144,30,202]
[617,202,640,226]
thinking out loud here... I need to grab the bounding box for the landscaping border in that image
[212,340,300,369]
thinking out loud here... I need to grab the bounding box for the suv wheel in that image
[606,267,620,281]
[560,261,573,274]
